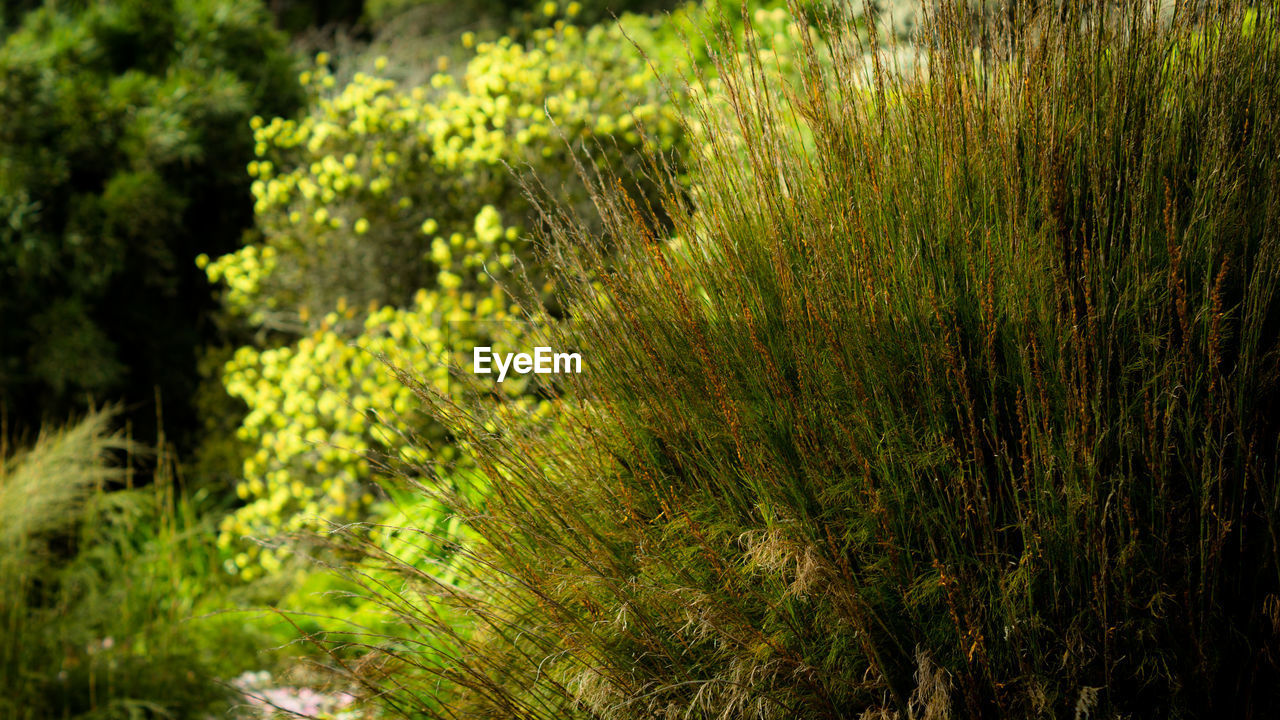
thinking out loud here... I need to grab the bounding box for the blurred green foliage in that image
[0,411,285,719]
[268,0,368,36]
[0,0,301,446]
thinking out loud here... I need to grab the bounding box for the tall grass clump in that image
[0,411,238,719]
[327,2,1280,718]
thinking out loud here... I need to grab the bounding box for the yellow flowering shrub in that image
[206,1,810,575]
[214,206,548,576]
[205,17,685,331]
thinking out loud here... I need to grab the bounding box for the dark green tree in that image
[0,0,302,446]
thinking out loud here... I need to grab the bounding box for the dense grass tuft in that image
[329,2,1280,718]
